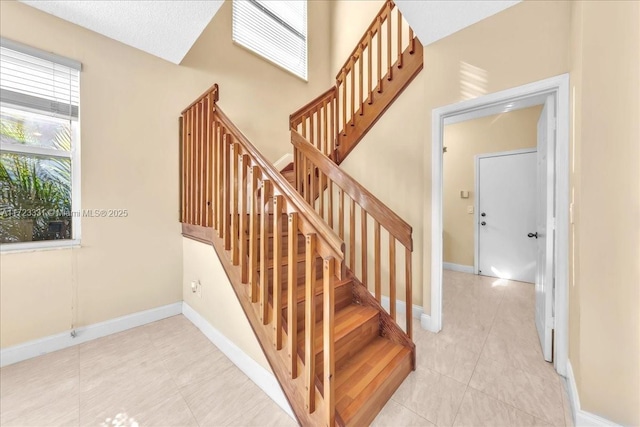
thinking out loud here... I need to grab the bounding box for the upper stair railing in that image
[291,130,414,339]
[180,84,345,425]
[290,0,422,164]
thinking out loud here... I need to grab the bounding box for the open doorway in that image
[426,75,569,376]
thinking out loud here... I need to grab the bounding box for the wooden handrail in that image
[180,85,345,425]
[216,108,345,261]
[291,130,412,251]
[289,86,336,127]
[336,1,393,81]
[181,83,219,115]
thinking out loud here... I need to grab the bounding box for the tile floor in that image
[0,270,573,426]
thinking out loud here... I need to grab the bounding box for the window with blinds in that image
[232,0,307,80]
[0,38,81,249]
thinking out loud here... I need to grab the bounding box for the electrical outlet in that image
[191,280,202,297]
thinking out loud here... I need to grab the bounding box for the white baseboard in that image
[420,313,440,333]
[0,302,182,368]
[565,361,620,427]
[375,293,424,320]
[443,262,474,274]
[182,302,294,419]
[273,153,293,171]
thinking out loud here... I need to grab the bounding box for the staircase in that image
[180,82,415,425]
[179,2,420,425]
[289,0,423,164]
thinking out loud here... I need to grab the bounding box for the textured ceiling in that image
[19,0,224,64]
[395,0,521,46]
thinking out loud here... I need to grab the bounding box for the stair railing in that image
[291,130,414,339]
[180,84,345,425]
[289,0,419,164]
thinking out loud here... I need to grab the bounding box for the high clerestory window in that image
[0,38,81,250]
[232,0,308,80]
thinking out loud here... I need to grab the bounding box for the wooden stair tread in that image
[297,304,379,355]
[280,276,351,308]
[335,337,412,425]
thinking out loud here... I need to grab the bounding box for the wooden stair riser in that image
[298,307,380,385]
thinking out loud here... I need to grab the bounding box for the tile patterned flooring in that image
[1,270,573,426]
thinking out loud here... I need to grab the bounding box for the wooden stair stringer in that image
[334,42,424,164]
[181,223,327,426]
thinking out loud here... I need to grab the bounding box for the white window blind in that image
[0,38,80,119]
[232,0,307,80]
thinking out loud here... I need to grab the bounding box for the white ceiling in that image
[19,0,224,64]
[395,0,521,46]
[19,0,520,65]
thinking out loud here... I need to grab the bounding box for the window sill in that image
[0,239,81,254]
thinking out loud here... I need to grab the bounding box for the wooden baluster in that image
[305,233,317,413]
[273,195,284,349]
[310,110,315,148]
[350,58,355,126]
[303,156,310,204]
[375,221,381,301]
[361,209,368,286]
[377,18,383,93]
[323,257,336,426]
[260,180,272,324]
[367,32,373,104]
[180,115,185,223]
[183,113,190,224]
[319,170,325,218]
[409,28,415,54]
[212,121,219,230]
[216,126,224,236]
[294,147,300,193]
[239,154,249,283]
[349,198,355,270]
[231,143,240,264]
[200,100,206,226]
[341,73,347,134]
[249,166,260,302]
[206,98,214,227]
[387,12,392,81]
[397,10,403,69]
[194,104,201,225]
[338,188,344,240]
[405,246,412,339]
[188,108,194,224]
[287,212,299,378]
[389,234,396,321]
[329,95,335,155]
[328,179,334,229]
[310,164,317,206]
[323,101,328,156]
[301,113,307,139]
[222,134,231,249]
[200,101,206,226]
[358,48,364,115]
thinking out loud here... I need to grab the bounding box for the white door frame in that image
[424,74,570,376]
[473,148,537,276]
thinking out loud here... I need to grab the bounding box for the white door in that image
[477,151,537,283]
[535,96,556,362]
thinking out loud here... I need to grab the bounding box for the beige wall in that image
[336,0,571,308]
[182,1,332,162]
[0,0,331,349]
[334,0,639,424]
[182,238,270,370]
[443,106,541,266]
[569,2,640,424]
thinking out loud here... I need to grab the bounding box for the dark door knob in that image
[481,212,486,217]
[481,221,486,226]
[528,232,538,239]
